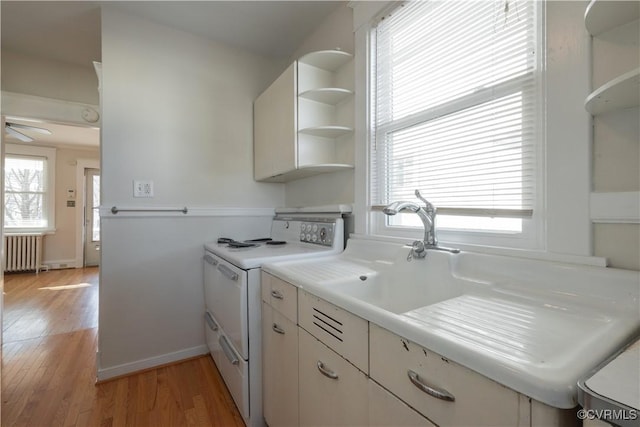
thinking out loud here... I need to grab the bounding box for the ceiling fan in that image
[5,121,52,143]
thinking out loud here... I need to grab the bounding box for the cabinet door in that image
[262,302,298,427]
[368,379,436,427]
[299,328,368,426]
[254,62,297,181]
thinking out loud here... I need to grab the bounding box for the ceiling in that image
[4,117,100,149]
[1,1,342,148]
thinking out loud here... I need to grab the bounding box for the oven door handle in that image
[219,335,240,365]
[204,254,218,266]
[217,264,239,282]
[204,311,218,331]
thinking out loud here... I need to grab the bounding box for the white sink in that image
[262,236,640,409]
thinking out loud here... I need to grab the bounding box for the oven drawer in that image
[203,251,249,360]
[206,312,250,420]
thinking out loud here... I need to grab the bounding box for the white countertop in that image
[262,237,640,409]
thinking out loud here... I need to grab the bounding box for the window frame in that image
[366,0,546,250]
[4,144,56,233]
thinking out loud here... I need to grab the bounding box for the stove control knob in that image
[301,224,307,231]
[319,227,327,242]
[300,233,305,241]
[306,233,311,241]
[312,234,318,242]
[312,224,318,232]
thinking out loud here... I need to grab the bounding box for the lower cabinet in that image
[262,302,299,427]
[298,328,368,426]
[368,379,435,427]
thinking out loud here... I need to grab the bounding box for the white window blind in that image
[372,0,538,220]
[5,155,48,229]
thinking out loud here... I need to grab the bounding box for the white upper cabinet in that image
[254,50,354,182]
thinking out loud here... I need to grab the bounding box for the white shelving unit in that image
[584,1,640,117]
[585,1,640,226]
[254,49,354,182]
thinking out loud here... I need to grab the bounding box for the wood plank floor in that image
[2,268,244,427]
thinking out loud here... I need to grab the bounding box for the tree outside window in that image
[4,155,48,229]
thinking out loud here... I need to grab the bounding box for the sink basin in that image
[318,249,464,314]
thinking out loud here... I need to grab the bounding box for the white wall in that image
[284,4,356,208]
[98,6,285,378]
[1,50,99,105]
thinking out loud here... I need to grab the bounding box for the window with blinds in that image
[371,0,540,235]
[5,155,48,229]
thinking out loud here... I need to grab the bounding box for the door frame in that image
[74,159,100,268]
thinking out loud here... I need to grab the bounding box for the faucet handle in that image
[415,189,436,214]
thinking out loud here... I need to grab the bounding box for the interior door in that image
[84,168,100,267]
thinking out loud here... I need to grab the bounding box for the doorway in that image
[84,168,100,267]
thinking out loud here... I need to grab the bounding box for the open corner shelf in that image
[299,126,353,138]
[585,68,640,115]
[298,50,353,71]
[299,88,354,105]
[585,0,640,36]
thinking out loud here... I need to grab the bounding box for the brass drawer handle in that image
[271,290,284,300]
[408,370,455,402]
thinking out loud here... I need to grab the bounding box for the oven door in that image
[203,251,249,360]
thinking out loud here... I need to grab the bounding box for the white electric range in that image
[202,206,350,427]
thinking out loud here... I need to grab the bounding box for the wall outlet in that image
[133,180,154,198]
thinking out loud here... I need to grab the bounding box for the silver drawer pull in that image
[408,370,455,402]
[217,264,239,281]
[204,254,218,266]
[271,290,284,300]
[272,323,285,335]
[317,361,339,380]
[204,311,218,331]
[219,335,239,365]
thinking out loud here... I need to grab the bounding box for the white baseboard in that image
[96,345,209,381]
[42,259,77,270]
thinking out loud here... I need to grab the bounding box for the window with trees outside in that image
[4,153,52,230]
[370,1,542,247]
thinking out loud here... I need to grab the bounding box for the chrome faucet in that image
[383,190,459,259]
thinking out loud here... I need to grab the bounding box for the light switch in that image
[133,180,154,198]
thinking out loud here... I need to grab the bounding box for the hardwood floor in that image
[2,268,244,427]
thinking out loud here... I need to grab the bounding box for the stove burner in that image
[228,241,258,248]
[266,240,287,245]
[245,238,273,243]
[218,237,234,244]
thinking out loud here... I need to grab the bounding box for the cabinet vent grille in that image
[312,307,343,342]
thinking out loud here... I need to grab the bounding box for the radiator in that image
[4,234,44,273]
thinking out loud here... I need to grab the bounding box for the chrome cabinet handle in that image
[204,254,218,266]
[317,361,339,380]
[407,370,455,402]
[204,312,218,331]
[271,290,284,300]
[217,264,238,281]
[219,335,239,365]
[272,323,285,335]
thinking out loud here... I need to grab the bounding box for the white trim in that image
[5,144,57,233]
[42,258,77,270]
[591,192,640,224]
[99,206,276,219]
[96,345,209,381]
[1,91,100,127]
[75,159,100,268]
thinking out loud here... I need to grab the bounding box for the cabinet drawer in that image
[298,290,368,373]
[299,328,368,427]
[261,272,297,323]
[370,324,520,427]
[368,379,435,427]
